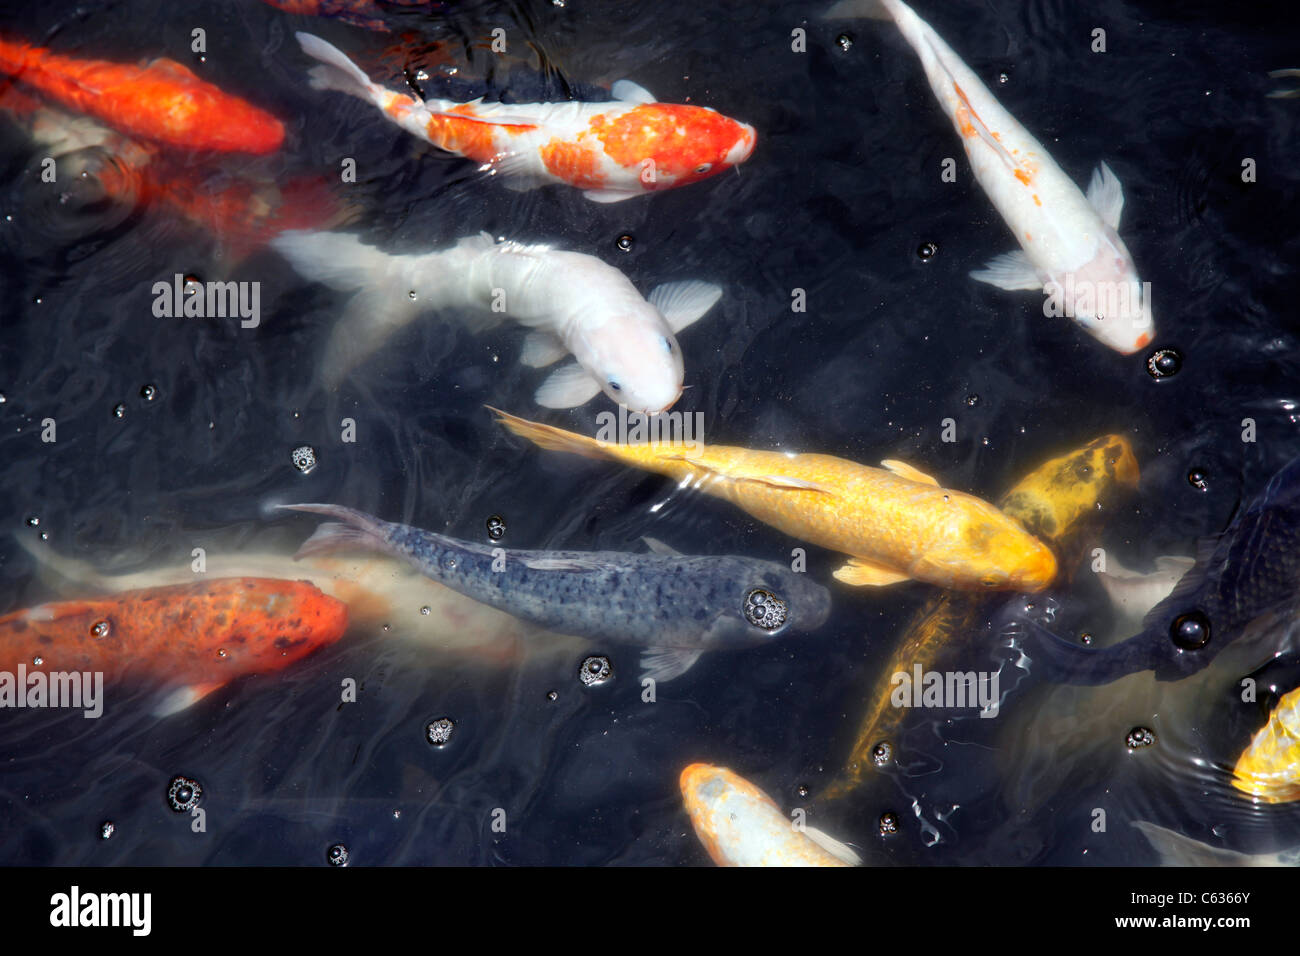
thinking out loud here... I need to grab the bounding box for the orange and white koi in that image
[827,0,1154,353]
[680,764,862,867]
[294,32,756,202]
[0,578,348,717]
[0,33,284,154]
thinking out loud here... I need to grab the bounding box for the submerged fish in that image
[1098,552,1194,633]
[271,229,720,409]
[826,434,1139,798]
[1233,684,1300,804]
[0,578,348,717]
[261,0,438,32]
[279,504,831,682]
[826,0,1153,353]
[0,33,284,154]
[1016,455,1300,684]
[490,407,1057,592]
[15,535,584,668]
[294,32,756,202]
[1133,820,1299,867]
[680,764,861,867]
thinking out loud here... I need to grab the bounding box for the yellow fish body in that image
[489,408,1057,592]
[1234,685,1300,803]
[826,434,1140,798]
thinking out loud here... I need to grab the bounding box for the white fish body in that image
[270,229,721,412]
[827,0,1154,353]
[680,764,862,867]
[1134,821,1300,867]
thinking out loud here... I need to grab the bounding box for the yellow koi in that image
[489,408,1057,592]
[826,434,1139,798]
[1233,684,1300,803]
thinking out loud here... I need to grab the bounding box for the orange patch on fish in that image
[1032,194,1042,206]
[590,103,740,181]
[1014,169,1032,186]
[539,136,607,189]
[1134,331,1152,349]
[424,105,535,165]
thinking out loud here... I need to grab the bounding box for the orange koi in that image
[0,578,348,717]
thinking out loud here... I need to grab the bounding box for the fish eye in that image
[694,163,712,174]
[608,380,622,392]
[662,337,673,352]
[980,575,1001,589]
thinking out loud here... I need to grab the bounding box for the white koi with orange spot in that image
[294,33,755,203]
[680,764,863,867]
[827,0,1154,353]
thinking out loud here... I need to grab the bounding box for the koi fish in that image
[826,434,1139,798]
[261,0,440,32]
[270,229,720,410]
[293,32,756,202]
[1133,820,1299,867]
[14,534,586,668]
[1233,684,1300,803]
[279,504,831,682]
[0,33,284,154]
[1014,455,1300,684]
[826,0,1153,353]
[680,764,862,867]
[489,408,1057,592]
[0,578,348,717]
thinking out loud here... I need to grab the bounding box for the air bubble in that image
[796,784,810,799]
[871,742,893,767]
[25,516,38,527]
[1187,469,1208,492]
[426,717,455,745]
[1146,348,1182,379]
[917,241,938,260]
[291,445,317,474]
[112,403,125,419]
[579,655,612,686]
[420,606,430,616]
[167,775,202,813]
[615,234,634,253]
[32,656,42,666]
[90,620,110,639]
[100,821,115,840]
[879,811,899,835]
[836,33,853,52]
[546,690,558,702]
[327,843,349,866]
[1170,610,1210,650]
[140,384,157,401]
[486,514,506,540]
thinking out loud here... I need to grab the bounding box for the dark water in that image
[1,0,1298,866]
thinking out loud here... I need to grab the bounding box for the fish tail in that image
[270,229,398,294]
[11,534,113,592]
[278,504,393,560]
[295,32,383,103]
[0,33,45,81]
[487,406,619,463]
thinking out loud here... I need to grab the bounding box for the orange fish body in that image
[0,33,284,153]
[0,578,348,715]
[491,408,1057,592]
[1233,685,1300,804]
[297,32,755,202]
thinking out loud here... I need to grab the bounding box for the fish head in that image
[596,104,756,191]
[1052,231,1154,354]
[924,509,1059,592]
[578,309,685,413]
[996,434,1140,542]
[727,568,832,647]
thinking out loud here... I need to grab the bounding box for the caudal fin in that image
[295,32,380,101]
[278,504,393,560]
[1132,821,1283,867]
[486,406,617,462]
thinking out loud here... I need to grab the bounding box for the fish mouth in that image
[725,126,757,165]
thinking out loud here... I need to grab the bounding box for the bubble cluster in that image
[112,403,126,419]
[1186,469,1209,492]
[1125,727,1156,749]
[426,717,455,745]
[486,514,506,540]
[167,775,202,813]
[100,821,115,840]
[796,784,810,799]
[744,588,788,630]
[871,741,893,767]
[579,656,612,686]
[879,811,899,835]
[140,384,157,401]
[291,445,317,474]
[836,33,853,52]
[327,843,350,866]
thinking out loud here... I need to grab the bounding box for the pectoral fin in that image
[582,188,644,204]
[152,681,228,718]
[833,559,912,587]
[648,280,723,333]
[612,79,656,104]
[534,363,603,408]
[520,330,568,368]
[639,647,704,683]
[804,827,863,865]
[641,536,682,556]
[970,250,1042,291]
[881,459,941,486]
[1086,162,1126,230]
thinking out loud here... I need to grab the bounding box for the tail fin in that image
[295,32,381,101]
[270,229,397,293]
[1132,821,1283,867]
[486,406,617,462]
[12,535,113,593]
[278,504,392,560]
